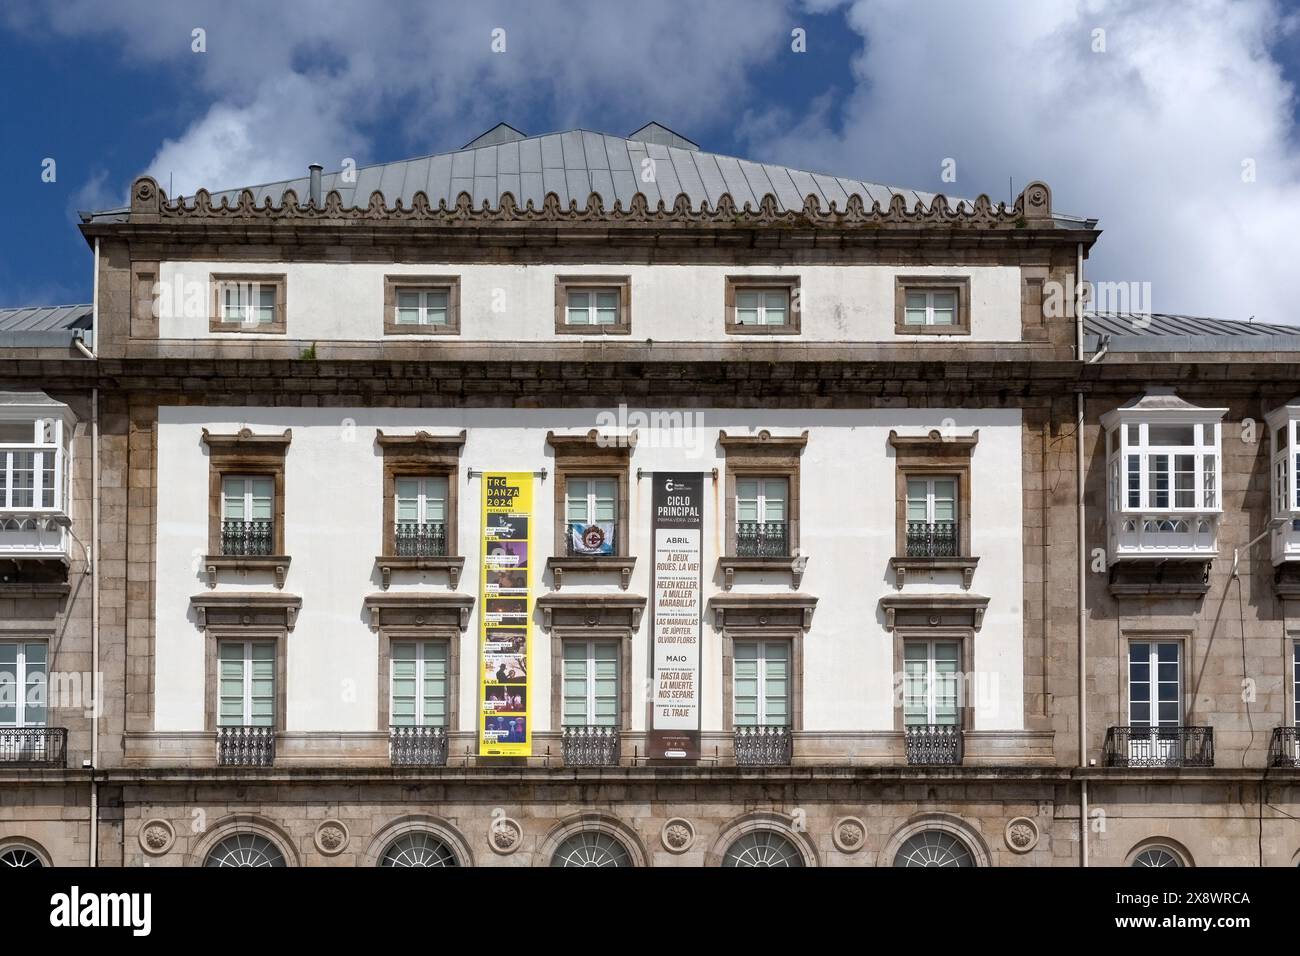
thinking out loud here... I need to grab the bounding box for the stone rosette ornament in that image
[314,820,350,856]
[138,819,175,856]
[832,816,867,853]
[660,818,695,854]
[489,817,522,855]
[1004,817,1039,854]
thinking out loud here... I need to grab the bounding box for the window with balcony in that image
[221,476,274,556]
[217,639,276,766]
[555,276,631,334]
[375,430,464,591]
[388,639,450,766]
[1271,643,1300,767]
[0,397,72,563]
[906,476,958,557]
[565,477,616,556]
[0,642,59,766]
[894,276,971,334]
[546,431,633,589]
[210,274,286,333]
[561,639,619,766]
[1267,401,1300,567]
[395,477,449,557]
[902,640,962,765]
[731,640,791,765]
[725,276,800,334]
[1105,639,1213,767]
[383,275,460,335]
[1102,393,1224,563]
[736,477,788,557]
[202,429,290,588]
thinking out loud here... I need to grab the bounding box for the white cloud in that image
[744,0,1300,323]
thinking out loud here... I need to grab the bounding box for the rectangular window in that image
[903,289,958,326]
[215,278,281,327]
[394,476,448,556]
[905,477,958,557]
[217,641,275,727]
[734,288,789,326]
[903,641,960,726]
[565,476,617,555]
[390,641,448,727]
[1128,641,1181,728]
[0,641,47,727]
[565,288,620,326]
[562,640,619,727]
[1293,643,1298,727]
[395,288,450,326]
[0,417,61,511]
[736,477,789,556]
[732,640,790,727]
[220,475,274,556]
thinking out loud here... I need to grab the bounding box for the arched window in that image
[0,845,45,868]
[380,833,459,867]
[551,831,631,867]
[893,830,974,867]
[722,830,804,867]
[1130,845,1183,868]
[205,833,286,867]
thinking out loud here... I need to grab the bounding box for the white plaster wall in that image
[156,262,1023,343]
[154,407,1024,734]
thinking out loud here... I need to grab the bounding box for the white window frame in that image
[734,288,790,327]
[0,416,64,512]
[1293,642,1299,728]
[732,639,790,727]
[221,475,274,522]
[1108,420,1221,513]
[562,639,620,727]
[1127,640,1182,729]
[902,639,960,726]
[905,475,958,524]
[394,287,451,326]
[735,476,788,528]
[565,287,620,326]
[565,476,617,524]
[217,640,275,727]
[389,639,449,728]
[903,288,958,326]
[0,640,47,728]
[395,476,448,526]
[218,279,278,326]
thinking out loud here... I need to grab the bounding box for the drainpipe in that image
[89,239,100,866]
[1075,241,1089,867]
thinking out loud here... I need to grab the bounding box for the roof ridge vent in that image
[627,122,699,151]
[462,123,527,149]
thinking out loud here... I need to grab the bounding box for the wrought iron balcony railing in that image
[905,520,959,557]
[904,723,963,765]
[735,521,789,557]
[1103,725,1214,768]
[0,727,67,766]
[390,725,449,766]
[1268,727,1299,768]
[220,518,274,556]
[217,725,275,766]
[734,724,792,766]
[561,725,620,767]
[395,521,448,557]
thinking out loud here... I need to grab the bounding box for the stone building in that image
[0,123,1296,867]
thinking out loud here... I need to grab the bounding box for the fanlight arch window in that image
[205,833,286,868]
[550,830,632,867]
[893,830,975,867]
[380,832,459,867]
[0,845,46,867]
[1130,845,1185,868]
[722,830,805,867]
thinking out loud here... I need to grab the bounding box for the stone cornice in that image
[116,176,1066,233]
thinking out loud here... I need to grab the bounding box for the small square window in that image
[555,277,631,334]
[211,275,285,333]
[384,276,460,335]
[895,277,970,334]
[726,277,800,335]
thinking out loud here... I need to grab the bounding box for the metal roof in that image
[1084,313,1300,352]
[0,304,93,333]
[82,124,1093,226]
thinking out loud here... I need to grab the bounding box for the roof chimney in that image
[308,163,323,206]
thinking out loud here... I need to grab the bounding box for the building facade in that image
[1,123,1297,867]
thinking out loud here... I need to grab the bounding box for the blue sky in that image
[2,0,1298,322]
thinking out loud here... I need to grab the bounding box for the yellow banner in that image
[479,473,532,756]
